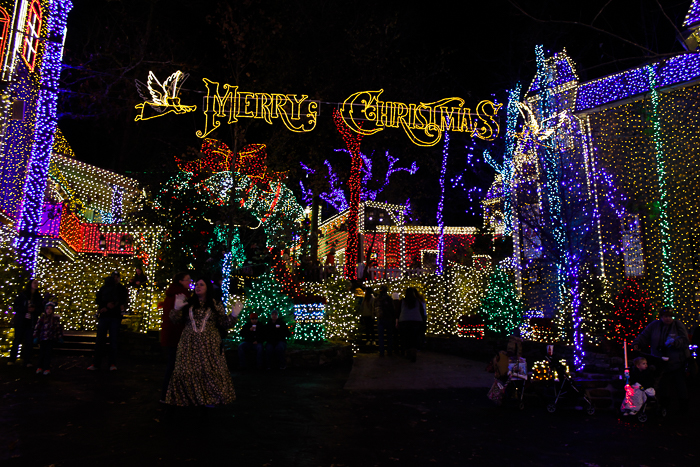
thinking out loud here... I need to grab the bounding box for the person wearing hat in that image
[33,302,63,376]
[263,310,291,369]
[238,312,264,370]
[633,307,690,414]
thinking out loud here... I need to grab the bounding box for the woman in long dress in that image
[165,278,240,407]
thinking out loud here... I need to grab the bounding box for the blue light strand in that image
[316,150,417,213]
[502,84,522,236]
[299,180,313,205]
[684,0,700,27]
[576,53,700,112]
[436,119,450,276]
[534,46,585,370]
[16,0,73,271]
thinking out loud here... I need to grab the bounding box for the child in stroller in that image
[621,355,665,422]
[487,349,527,409]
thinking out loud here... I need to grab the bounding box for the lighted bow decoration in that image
[176,139,287,190]
[134,71,197,121]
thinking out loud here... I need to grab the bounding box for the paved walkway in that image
[344,351,494,390]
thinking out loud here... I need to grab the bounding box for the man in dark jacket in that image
[238,312,264,369]
[633,307,690,414]
[374,285,395,357]
[88,272,129,371]
[264,311,291,369]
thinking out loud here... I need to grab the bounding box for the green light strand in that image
[646,65,674,307]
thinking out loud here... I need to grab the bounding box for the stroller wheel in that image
[637,412,648,423]
[586,405,595,415]
[519,402,525,411]
[546,403,556,413]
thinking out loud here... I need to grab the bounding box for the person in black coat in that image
[88,272,129,371]
[9,279,43,367]
[374,285,395,357]
[238,312,264,369]
[263,311,291,369]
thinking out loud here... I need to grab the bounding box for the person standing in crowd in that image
[238,312,264,370]
[128,268,148,288]
[165,278,240,410]
[360,287,375,346]
[633,307,690,415]
[33,302,63,376]
[374,285,395,357]
[159,272,192,402]
[397,287,426,362]
[264,310,291,369]
[88,271,129,371]
[9,279,43,367]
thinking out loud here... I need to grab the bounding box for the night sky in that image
[56,0,693,226]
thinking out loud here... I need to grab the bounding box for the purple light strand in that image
[16,0,73,271]
[436,120,450,276]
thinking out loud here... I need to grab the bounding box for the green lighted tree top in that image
[235,271,295,336]
[477,267,524,336]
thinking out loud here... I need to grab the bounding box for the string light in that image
[436,119,449,275]
[333,108,364,280]
[15,0,72,271]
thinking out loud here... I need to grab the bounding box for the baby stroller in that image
[504,357,528,410]
[542,355,595,415]
[487,355,528,409]
[621,353,667,423]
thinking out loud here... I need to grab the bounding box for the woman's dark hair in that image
[22,279,39,297]
[403,287,419,308]
[185,277,218,311]
[172,272,190,285]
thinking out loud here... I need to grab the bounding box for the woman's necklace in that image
[189,305,211,333]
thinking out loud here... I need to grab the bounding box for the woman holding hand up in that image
[165,278,241,409]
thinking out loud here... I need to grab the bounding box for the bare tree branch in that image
[655,0,685,42]
[509,1,660,56]
[591,0,614,26]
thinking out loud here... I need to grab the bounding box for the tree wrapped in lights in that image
[477,268,524,336]
[608,279,652,345]
[579,272,613,344]
[235,271,295,337]
[304,276,357,343]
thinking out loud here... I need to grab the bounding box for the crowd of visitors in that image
[355,285,427,362]
[4,270,697,422]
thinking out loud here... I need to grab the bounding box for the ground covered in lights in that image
[0,354,698,467]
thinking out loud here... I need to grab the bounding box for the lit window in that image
[22,1,42,71]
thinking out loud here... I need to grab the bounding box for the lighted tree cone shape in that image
[332,108,364,280]
[235,271,295,336]
[608,279,653,345]
[477,268,524,336]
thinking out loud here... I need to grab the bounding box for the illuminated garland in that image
[333,108,363,280]
[436,120,449,275]
[16,0,72,271]
[576,53,700,112]
[646,65,673,308]
[503,84,521,236]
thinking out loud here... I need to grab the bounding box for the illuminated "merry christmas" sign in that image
[134,72,502,147]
